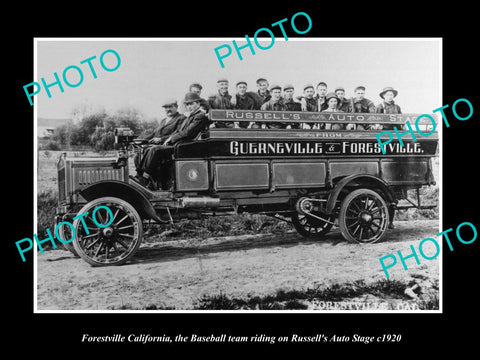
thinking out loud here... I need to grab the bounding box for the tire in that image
[338,188,389,243]
[72,197,143,266]
[291,211,334,239]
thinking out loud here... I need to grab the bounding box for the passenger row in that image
[180,78,401,130]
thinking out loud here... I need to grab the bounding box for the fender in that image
[325,174,396,215]
[78,180,167,223]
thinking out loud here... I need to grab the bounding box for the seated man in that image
[134,92,210,190]
[133,99,186,179]
[375,86,401,130]
[260,84,287,129]
[322,92,344,130]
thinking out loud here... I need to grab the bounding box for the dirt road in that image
[36,220,440,311]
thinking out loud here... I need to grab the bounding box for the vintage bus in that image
[56,110,438,266]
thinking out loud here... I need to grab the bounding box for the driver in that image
[133,99,186,184]
[134,92,209,190]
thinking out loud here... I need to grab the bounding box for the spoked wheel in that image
[291,197,335,238]
[72,197,143,266]
[338,189,389,243]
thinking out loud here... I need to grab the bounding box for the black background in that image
[5,2,478,355]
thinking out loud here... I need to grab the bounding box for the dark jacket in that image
[261,99,287,129]
[235,94,256,128]
[208,91,234,128]
[208,91,234,110]
[169,107,209,144]
[350,97,376,113]
[144,113,186,142]
[376,101,402,114]
[284,98,302,129]
[258,89,271,104]
[337,98,351,112]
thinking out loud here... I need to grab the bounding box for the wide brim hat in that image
[183,92,202,104]
[379,87,398,99]
[325,92,339,102]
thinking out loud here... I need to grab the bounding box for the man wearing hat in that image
[179,83,209,114]
[133,99,186,185]
[134,93,209,190]
[283,84,302,129]
[299,84,318,128]
[256,78,271,104]
[231,81,255,128]
[376,87,402,130]
[208,78,234,128]
[334,86,352,113]
[314,82,329,112]
[350,86,376,130]
[260,84,287,129]
[322,92,345,130]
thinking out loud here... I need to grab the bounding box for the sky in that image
[35,38,441,121]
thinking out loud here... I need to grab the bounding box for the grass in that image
[103,279,439,310]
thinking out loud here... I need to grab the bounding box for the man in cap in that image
[135,93,209,190]
[299,84,319,128]
[260,84,287,129]
[208,78,234,128]
[231,81,255,128]
[334,86,352,113]
[350,86,376,130]
[133,99,186,184]
[256,78,271,105]
[283,84,302,129]
[376,87,401,130]
[314,82,329,111]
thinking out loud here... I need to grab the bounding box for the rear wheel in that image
[338,188,389,243]
[72,197,143,266]
[291,197,334,238]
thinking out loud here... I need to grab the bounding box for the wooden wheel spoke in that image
[85,238,101,250]
[115,214,129,226]
[115,238,130,249]
[117,225,134,231]
[94,242,105,257]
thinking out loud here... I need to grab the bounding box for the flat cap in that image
[334,86,345,93]
[283,84,294,91]
[256,78,268,84]
[162,99,178,107]
[270,84,282,91]
[236,81,248,87]
[303,84,314,91]
[355,86,366,92]
[189,83,203,90]
[217,78,229,83]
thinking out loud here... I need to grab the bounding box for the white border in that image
[33,37,443,314]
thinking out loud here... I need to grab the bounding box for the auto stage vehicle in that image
[55,110,439,266]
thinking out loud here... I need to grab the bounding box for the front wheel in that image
[72,197,143,266]
[338,188,389,243]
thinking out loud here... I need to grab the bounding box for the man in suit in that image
[134,93,210,190]
[133,99,186,180]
